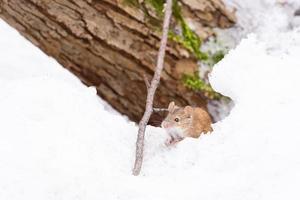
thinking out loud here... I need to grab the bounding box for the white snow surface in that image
[1,0,300,199]
[219,0,300,47]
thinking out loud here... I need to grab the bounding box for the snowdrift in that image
[1,0,300,199]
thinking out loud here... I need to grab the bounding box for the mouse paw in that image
[165,137,183,146]
[164,138,173,146]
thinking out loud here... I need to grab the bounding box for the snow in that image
[220,0,300,47]
[1,0,300,199]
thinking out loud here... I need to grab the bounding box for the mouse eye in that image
[174,118,179,122]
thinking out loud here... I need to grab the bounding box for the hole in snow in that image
[208,97,234,123]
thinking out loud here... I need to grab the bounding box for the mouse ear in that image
[184,106,193,114]
[168,101,176,112]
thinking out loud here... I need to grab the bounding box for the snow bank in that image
[1,0,300,199]
[220,0,300,47]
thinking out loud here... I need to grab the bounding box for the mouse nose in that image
[161,121,170,128]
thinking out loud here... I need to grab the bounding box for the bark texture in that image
[0,0,236,123]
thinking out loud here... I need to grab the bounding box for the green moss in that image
[124,0,208,60]
[182,73,222,100]
[211,50,225,64]
[123,0,163,27]
[123,0,223,100]
[171,0,208,60]
[202,49,227,67]
[145,0,165,17]
[168,31,206,60]
[123,0,140,7]
[182,22,208,60]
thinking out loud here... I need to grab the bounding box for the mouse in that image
[161,101,213,145]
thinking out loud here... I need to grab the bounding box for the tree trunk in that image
[0,0,235,124]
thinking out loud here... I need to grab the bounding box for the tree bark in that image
[0,0,236,124]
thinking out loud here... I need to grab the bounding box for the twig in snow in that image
[143,74,150,91]
[132,0,173,176]
[153,108,168,112]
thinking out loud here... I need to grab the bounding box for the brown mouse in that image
[161,102,213,145]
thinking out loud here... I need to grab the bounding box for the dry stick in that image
[144,75,168,112]
[153,108,168,112]
[132,0,173,176]
[143,74,150,91]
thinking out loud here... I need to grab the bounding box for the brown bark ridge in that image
[0,0,236,124]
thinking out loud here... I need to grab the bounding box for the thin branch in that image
[132,0,173,176]
[153,108,168,112]
[143,74,150,91]
[143,76,167,112]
